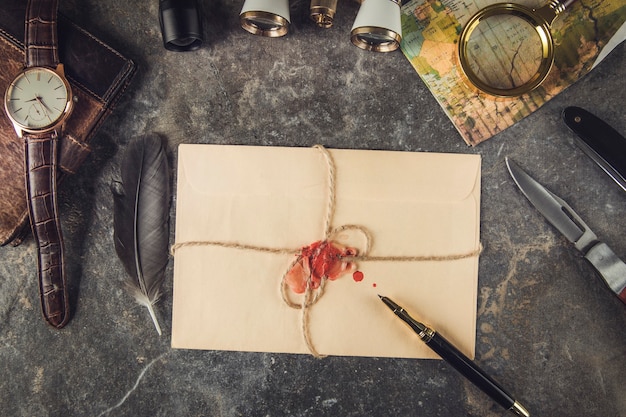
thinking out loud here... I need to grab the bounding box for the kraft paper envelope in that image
[171,145,481,359]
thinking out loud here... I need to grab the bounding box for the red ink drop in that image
[372,283,377,288]
[353,271,364,282]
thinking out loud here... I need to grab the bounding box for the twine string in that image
[170,145,481,358]
[316,144,336,240]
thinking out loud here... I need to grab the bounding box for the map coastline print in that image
[400,0,626,146]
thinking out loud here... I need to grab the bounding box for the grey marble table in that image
[1,1,625,416]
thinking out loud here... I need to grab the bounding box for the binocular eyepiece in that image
[350,0,402,52]
[159,0,203,51]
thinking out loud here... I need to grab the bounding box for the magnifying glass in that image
[458,0,576,97]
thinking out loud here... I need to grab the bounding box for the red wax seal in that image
[285,240,357,294]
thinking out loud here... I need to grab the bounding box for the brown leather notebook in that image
[0,0,136,245]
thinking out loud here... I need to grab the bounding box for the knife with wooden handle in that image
[562,106,626,192]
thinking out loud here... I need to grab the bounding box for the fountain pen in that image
[379,295,530,417]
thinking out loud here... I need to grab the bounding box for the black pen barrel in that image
[426,331,516,410]
[379,296,528,416]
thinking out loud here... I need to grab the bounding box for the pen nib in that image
[378,295,401,313]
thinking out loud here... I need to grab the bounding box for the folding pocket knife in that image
[506,158,626,305]
[563,106,626,192]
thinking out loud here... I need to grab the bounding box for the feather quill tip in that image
[134,292,163,336]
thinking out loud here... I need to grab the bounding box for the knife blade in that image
[562,106,626,192]
[506,158,626,305]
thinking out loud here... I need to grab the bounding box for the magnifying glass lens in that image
[465,14,544,90]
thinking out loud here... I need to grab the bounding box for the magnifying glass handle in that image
[537,0,577,25]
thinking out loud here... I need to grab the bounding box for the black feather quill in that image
[112,133,170,335]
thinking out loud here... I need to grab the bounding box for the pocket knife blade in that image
[506,158,626,305]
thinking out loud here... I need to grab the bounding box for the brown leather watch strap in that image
[25,0,60,68]
[24,132,69,328]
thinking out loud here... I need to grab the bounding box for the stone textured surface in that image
[1,1,625,416]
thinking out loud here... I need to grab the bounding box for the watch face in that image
[4,67,72,132]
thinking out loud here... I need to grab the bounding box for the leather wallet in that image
[0,0,136,246]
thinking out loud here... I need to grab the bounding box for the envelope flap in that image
[331,149,480,203]
[176,145,331,248]
[178,145,481,202]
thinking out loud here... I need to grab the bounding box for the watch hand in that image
[33,96,54,120]
[34,96,52,113]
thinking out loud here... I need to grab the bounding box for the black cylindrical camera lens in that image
[159,0,203,51]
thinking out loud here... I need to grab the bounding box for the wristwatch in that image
[3,0,74,328]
